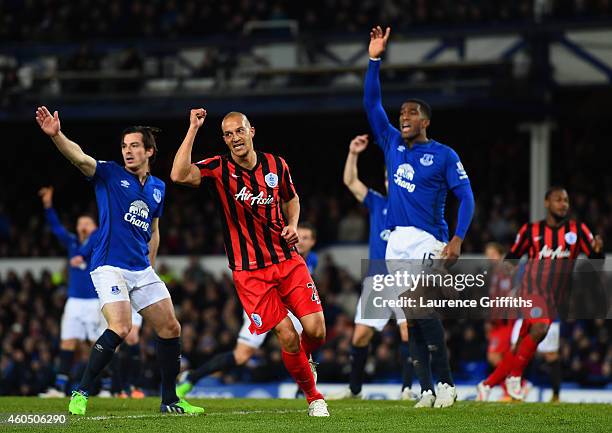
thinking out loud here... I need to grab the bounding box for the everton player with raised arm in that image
[35,106,203,415]
[329,134,414,401]
[36,186,99,398]
[364,26,475,408]
[171,109,329,417]
[477,187,604,402]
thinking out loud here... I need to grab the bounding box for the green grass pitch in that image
[0,397,610,433]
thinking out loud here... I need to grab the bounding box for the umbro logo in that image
[533,236,542,242]
[397,145,406,152]
[231,173,238,178]
[121,180,130,188]
[94,344,103,352]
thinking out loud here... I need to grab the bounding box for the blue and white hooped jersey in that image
[89,161,165,271]
[378,138,469,243]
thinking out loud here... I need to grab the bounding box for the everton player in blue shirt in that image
[37,186,100,398]
[35,106,203,415]
[329,134,415,401]
[364,27,475,408]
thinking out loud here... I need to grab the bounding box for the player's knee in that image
[276,328,300,352]
[109,323,132,340]
[234,345,255,365]
[352,331,371,347]
[124,329,140,345]
[306,325,326,343]
[158,319,181,338]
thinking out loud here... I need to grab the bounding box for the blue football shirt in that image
[44,207,97,299]
[362,189,389,261]
[364,60,472,242]
[89,161,165,271]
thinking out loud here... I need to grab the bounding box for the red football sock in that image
[510,334,538,377]
[484,352,516,387]
[300,334,323,359]
[281,349,323,404]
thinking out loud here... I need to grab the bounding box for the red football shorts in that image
[233,255,323,335]
[487,321,514,354]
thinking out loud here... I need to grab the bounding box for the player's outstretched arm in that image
[35,106,96,178]
[148,218,160,268]
[38,185,73,246]
[170,108,206,187]
[441,184,475,265]
[364,26,393,151]
[343,135,369,202]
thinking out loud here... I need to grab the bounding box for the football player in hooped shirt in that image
[35,106,203,415]
[171,109,329,417]
[365,27,475,408]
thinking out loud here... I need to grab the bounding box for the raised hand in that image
[38,186,54,208]
[190,108,207,129]
[35,106,61,137]
[349,134,369,154]
[369,26,391,59]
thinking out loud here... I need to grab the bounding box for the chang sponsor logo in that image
[124,200,150,231]
[393,163,416,192]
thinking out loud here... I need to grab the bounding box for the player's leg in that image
[132,268,203,414]
[350,324,375,396]
[280,255,326,371]
[543,351,561,402]
[41,298,83,397]
[69,299,132,415]
[480,319,527,391]
[409,321,436,408]
[508,320,549,379]
[123,309,144,398]
[538,321,561,402]
[139,298,180,401]
[274,316,327,416]
[398,320,416,400]
[298,311,325,362]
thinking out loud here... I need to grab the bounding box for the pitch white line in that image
[75,408,306,421]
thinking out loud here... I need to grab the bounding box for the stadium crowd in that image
[1,258,610,395]
[2,0,612,43]
[1,128,611,258]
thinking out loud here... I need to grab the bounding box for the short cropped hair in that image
[404,98,432,120]
[545,185,566,200]
[121,126,161,164]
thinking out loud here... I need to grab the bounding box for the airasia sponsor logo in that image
[538,245,571,259]
[234,187,274,205]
